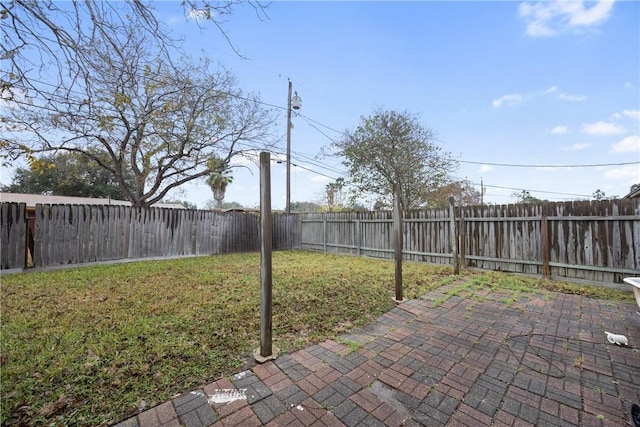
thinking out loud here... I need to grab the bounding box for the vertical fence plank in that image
[541,216,550,279]
[458,216,466,268]
[0,203,27,269]
[449,197,459,274]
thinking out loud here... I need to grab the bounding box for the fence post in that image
[449,197,459,274]
[541,215,550,279]
[355,219,361,257]
[256,151,276,362]
[458,215,466,269]
[393,184,403,302]
[323,217,327,253]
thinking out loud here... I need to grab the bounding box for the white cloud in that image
[557,93,587,102]
[581,121,626,135]
[611,135,640,153]
[560,143,591,151]
[624,82,633,89]
[492,93,524,108]
[519,0,615,37]
[604,164,640,181]
[492,85,587,109]
[479,165,493,173]
[623,109,640,121]
[568,0,615,26]
[551,125,568,134]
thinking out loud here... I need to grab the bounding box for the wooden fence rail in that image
[1,203,299,270]
[300,200,640,285]
[2,199,639,285]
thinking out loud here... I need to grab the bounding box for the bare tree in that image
[333,109,458,212]
[1,1,267,99]
[1,1,274,207]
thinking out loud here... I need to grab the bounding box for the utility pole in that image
[285,81,292,214]
[285,81,301,214]
[480,177,484,206]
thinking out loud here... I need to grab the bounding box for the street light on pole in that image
[285,80,301,214]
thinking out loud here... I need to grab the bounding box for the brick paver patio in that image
[114,280,640,426]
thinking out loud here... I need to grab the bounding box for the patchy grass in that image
[0,251,633,426]
[0,251,451,426]
[428,270,633,307]
[335,337,365,355]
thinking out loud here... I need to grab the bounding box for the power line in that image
[269,157,341,181]
[292,114,640,170]
[461,160,640,168]
[231,142,345,180]
[474,182,592,198]
[299,117,341,145]
[298,113,344,135]
[278,152,346,178]
[289,150,346,175]
[9,78,639,172]
[291,162,340,181]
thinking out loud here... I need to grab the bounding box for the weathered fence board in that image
[1,203,299,269]
[0,202,27,269]
[3,199,638,285]
[272,214,300,249]
[300,199,640,284]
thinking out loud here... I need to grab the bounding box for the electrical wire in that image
[297,113,344,135]
[268,156,341,181]
[290,150,346,175]
[461,160,640,168]
[474,183,592,198]
[6,75,638,201]
[300,118,341,145]
[229,141,345,181]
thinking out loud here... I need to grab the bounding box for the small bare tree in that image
[333,109,458,212]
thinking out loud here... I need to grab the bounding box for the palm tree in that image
[206,157,233,209]
[207,171,233,209]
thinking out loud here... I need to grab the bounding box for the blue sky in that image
[3,1,639,209]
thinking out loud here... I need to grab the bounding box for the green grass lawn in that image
[0,250,633,426]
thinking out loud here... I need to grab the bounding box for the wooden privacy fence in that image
[0,203,299,269]
[300,199,640,284]
[3,199,639,283]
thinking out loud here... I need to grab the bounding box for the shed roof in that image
[623,187,640,199]
[0,193,186,209]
